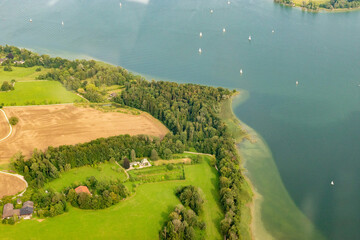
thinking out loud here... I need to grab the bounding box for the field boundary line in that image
[5,103,74,108]
[0,109,12,142]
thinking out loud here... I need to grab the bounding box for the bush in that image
[1,81,14,91]
[3,65,12,72]
[9,117,19,126]
[35,67,42,72]
[167,164,174,170]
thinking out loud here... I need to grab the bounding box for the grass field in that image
[44,162,128,192]
[128,164,184,182]
[0,158,223,240]
[0,66,47,84]
[0,66,82,106]
[0,81,82,106]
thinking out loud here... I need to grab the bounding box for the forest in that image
[274,0,360,10]
[3,45,247,239]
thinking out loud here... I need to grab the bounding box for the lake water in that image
[1,0,359,239]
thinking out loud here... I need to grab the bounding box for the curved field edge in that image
[0,158,222,240]
[0,172,27,198]
[226,92,325,240]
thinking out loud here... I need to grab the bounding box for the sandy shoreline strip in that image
[227,92,275,240]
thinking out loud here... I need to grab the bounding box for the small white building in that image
[140,158,150,166]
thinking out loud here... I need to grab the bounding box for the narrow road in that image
[0,109,12,142]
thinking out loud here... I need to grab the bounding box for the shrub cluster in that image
[64,177,129,209]
[175,186,204,214]
[160,205,205,240]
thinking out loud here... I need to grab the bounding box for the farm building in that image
[75,186,91,195]
[2,201,34,219]
[0,58,7,64]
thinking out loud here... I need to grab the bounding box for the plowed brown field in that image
[0,104,168,163]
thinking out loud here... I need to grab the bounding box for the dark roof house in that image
[2,201,34,219]
[2,203,14,219]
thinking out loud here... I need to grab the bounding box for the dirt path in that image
[115,161,129,180]
[0,109,12,142]
[183,151,214,157]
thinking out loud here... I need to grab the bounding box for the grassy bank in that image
[0,158,223,240]
[229,92,326,240]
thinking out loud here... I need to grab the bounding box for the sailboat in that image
[198,48,202,54]
[62,21,64,26]
[331,180,334,186]
[29,18,32,22]
[199,32,203,38]
[248,35,252,41]
[240,69,243,75]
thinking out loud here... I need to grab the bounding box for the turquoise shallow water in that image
[1,0,360,239]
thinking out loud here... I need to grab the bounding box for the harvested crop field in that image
[0,104,169,162]
[0,172,27,198]
[0,110,10,141]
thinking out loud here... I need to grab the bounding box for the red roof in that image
[75,186,91,195]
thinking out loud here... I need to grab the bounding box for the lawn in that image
[0,66,47,84]
[0,158,223,240]
[44,162,128,192]
[0,81,82,106]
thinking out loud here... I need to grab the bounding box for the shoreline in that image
[222,91,274,240]
[227,92,325,240]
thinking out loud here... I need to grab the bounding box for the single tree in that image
[130,149,136,161]
[6,53,14,59]
[123,157,130,169]
[150,149,159,161]
[1,81,13,91]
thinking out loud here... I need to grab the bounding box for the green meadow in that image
[0,81,82,106]
[0,66,46,84]
[44,162,128,192]
[0,66,82,106]
[0,158,223,240]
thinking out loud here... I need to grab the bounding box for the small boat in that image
[296,81,299,86]
[331,181,334,186]
[199,32,203,38]
[227,1,231,4]
[198,48,202,54]
[62,21,64,26]
[29,18,32,22]
[240,69,243,75]
[223,28,226,33]
[119,2,122,7]
[210,9,214,13]
[248,35,252,41]
[272,30,275,33]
